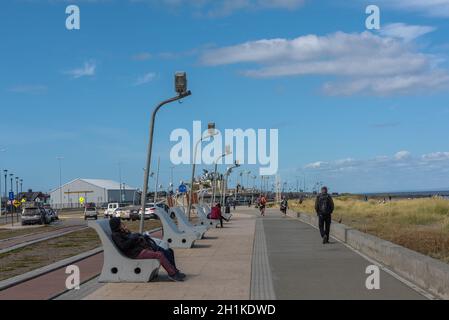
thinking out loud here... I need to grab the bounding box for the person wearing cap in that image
[315,186,334,244]
[109,217,185,282]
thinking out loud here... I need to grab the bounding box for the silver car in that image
[84,206,98,220]
[21,205,52,225]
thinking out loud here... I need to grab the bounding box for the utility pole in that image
[154,156,160,204]
[57,157,64,209]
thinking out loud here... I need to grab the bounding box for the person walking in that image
[280,196,288,216]
[315,186,334,244]
[259,194,267,216]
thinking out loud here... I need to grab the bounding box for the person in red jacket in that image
[208,203,229,228]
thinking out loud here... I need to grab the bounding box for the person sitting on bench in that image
[207,203,229,228]
[109,217,185,282]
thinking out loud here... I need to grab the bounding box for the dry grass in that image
[290,196,449,263]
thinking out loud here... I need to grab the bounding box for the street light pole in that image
[221,162,240,208]
[139,73,191,234]
[187,124,217,221]
[57,157,63,209]
[118,162,123,203]
[211,145,231,205]
[153,156,160,204]
[4,170,7,198]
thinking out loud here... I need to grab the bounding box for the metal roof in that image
[81,179,136,190]
[50,178,137,192]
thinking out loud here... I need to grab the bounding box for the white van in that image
[104,203,126,218]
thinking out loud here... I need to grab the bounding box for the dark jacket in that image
[110,218,146,259]
[315,193,334,216]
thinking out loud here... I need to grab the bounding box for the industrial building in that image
[49,178,139,209]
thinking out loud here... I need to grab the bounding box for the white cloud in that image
[7,85,48,94]
[200,31,449,95]
[65,61,96,79]
[422,152,449,161]
[394,150,411,160]
[132,52,152,61]
[305,150,449,174]
[385,0,449,17]
[134,72,157,86]
[305,161,328,169]
[133,0,305,16]
[379,23,436,42]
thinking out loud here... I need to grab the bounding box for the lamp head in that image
[175,72,188,94]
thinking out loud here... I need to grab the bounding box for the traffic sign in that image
[79,197,85,204]
[8,192,14,201]
[13,200,21,208]
[178,184,187,193]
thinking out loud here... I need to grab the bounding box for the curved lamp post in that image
[187,123,217,221]
[139,72,192,233]
[221,161,240,208]
[211,145,231,205]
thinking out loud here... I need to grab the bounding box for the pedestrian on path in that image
[315,186,334,244]
[259,194,267,216]
[280,196,288,216]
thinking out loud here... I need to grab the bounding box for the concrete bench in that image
[196,206,221,228]
[88,219,160,283]
[154,208,197,248]
[172,207,207,240]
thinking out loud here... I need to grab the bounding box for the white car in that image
[84,206,98,220]
[104,203,127,218]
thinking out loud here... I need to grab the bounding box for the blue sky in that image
[1,0,449,194]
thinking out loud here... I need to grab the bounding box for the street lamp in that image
[15,177,19,196]
[187,123,217,220]
[3,170,7,198]
[57,157,64,209]
[139,72,192,233]
[211,145,232,204]
[221,161,240,208]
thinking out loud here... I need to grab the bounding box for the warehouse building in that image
[49,178,139,209]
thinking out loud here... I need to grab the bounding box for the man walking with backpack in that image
[315,186,334,244]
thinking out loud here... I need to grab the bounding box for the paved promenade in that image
[78,207,427,300]
[85,212,256,300]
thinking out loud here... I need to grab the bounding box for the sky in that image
[0,0,449,194]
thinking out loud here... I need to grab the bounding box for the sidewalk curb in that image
[287,211,448,300]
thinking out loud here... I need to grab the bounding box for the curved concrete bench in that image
[172,207,207,240]
[88,219,160,283]
[154,208,197,249]
[197,206,220,228]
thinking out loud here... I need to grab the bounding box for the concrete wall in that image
[290,211,449,300]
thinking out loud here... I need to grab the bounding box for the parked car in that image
[84,205,98,220]
[114,206,140,221]
[138,202,171,220]
[99,202,108,210]
[44,207,59,221]
[104,203,127,218]
[21,203,52,225]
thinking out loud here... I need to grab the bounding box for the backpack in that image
[318,194,331,215]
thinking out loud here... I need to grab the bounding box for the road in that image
[257,208,427,299]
